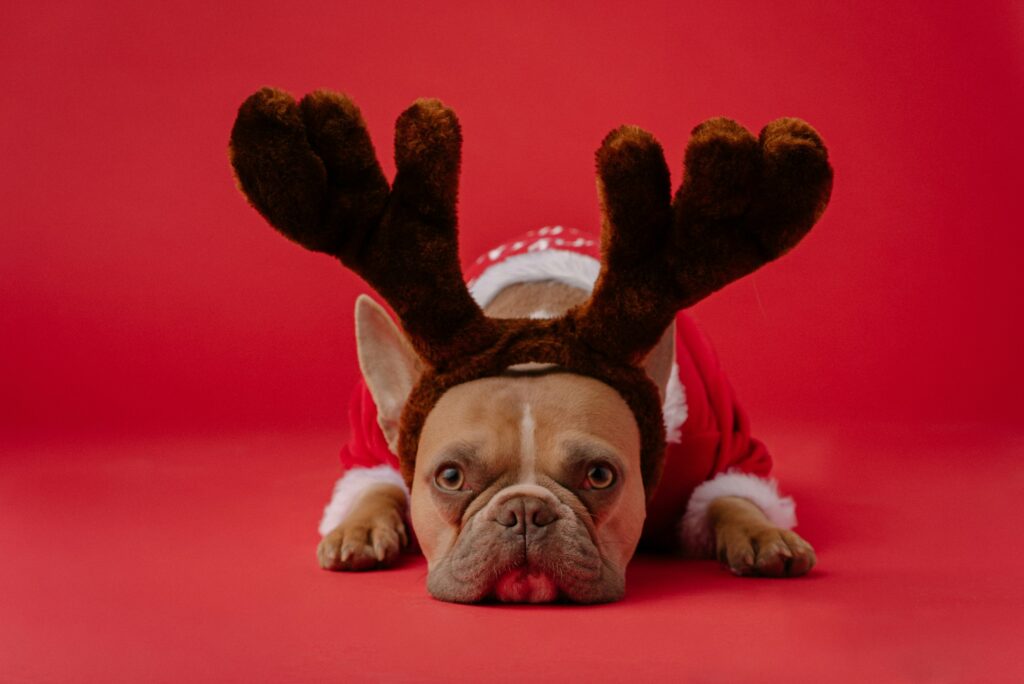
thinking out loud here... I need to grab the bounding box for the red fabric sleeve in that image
[338,380,401,472]
[640,312,774,549]
[676,313,773,479]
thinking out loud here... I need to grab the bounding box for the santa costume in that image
[319,227,797,553]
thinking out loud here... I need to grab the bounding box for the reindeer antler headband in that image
[229,88,832,497]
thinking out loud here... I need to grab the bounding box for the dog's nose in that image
[495,496,558,533]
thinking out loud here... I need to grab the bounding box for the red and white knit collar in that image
[463,226,687,443]
[465,226,600,310]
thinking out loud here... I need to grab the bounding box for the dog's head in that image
[229,87,832,602]
[355,287,676,602]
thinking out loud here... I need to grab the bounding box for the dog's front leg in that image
[317,483,409,571]
[707,496,816,577]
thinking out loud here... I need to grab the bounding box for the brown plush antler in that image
[229,88,498,368]
[229,88,832,496]
[573,117,833,365]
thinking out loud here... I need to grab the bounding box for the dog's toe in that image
[752,530,793,576]
[716,526,757,576]
[339,536,379,571]
[779,529,816,576]
[750,528,815,577]
[370,523,401,564]
[317,533,344,570]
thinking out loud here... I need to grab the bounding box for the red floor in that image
[3,421,1021,682]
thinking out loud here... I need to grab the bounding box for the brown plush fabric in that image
[229,87,833,498]
[229,89,497,367]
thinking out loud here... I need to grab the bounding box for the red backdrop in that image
[2,2,1022,682]
[3,0,1021,441]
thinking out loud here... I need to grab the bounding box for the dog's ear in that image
[642,321,676,404]
[354,295,423,453]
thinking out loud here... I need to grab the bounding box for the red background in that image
[2,1,1022,681]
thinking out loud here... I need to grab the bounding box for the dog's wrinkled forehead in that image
[416,370,643,485]
[400,333,669,495]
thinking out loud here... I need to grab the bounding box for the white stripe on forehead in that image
[519,402,537,484]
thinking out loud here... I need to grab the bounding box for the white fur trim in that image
[317,465,409,536]
[469,249,601,309]
[679,470,797,556]
[469,244,688,439]
[662,361,687,443]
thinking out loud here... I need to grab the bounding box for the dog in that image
[229,88,832,603]
[314,228,816,602]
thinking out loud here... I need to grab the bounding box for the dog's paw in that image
[715,524,816,578]
[317,507,408,572]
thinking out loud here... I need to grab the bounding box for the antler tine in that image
[361,99,498,368]
[230,89,497,369]
[229,88,390,256]
[575,117,832,367]
[573,125,678,365]
[670,117,833,307]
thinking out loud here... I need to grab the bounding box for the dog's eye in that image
[434,465,465,491]
[584,463,616,490]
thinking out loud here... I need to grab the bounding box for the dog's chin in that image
[427,557,625,604]
[492,567,560,603]
[424,509,629,604]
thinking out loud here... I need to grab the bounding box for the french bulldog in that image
[228,88,831,604]
[316,236,816,603]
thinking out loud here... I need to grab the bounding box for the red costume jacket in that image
[330,227,794,551]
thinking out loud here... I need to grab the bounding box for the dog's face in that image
[355,292,669,603]
[411,370,646,603]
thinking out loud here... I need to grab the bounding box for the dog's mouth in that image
[426,498,625,604]
[492,566,560,603]
[430,545,623,604]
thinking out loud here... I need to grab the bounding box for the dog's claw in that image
[371,524,400,564]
